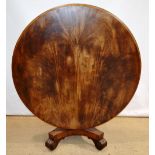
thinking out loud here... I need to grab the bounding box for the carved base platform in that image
[45,128,107,151]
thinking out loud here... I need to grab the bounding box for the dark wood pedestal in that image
[45,128,107,151]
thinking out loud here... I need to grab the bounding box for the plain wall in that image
[6,0,149,116]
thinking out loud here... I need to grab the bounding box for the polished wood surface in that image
[12,4,141,129]
[45,127,107,150]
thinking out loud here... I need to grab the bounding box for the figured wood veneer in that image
[12,4,141,129]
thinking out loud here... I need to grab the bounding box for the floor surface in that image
[7,116,148,155]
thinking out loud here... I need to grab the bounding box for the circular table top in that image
[12,4,141,129]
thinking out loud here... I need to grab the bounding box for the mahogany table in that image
[12,4,141,150]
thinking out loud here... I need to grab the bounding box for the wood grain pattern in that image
[12,4,141,129]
